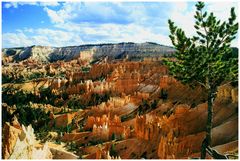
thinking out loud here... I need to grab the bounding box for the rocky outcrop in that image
[85,114,121,130]
[61,132,91,142]
[2,42,175,63]
[91,96,131,112]
[50,112,77,128]
[2,46,53,62]
[159,75,177,89]
[135,114,161,141]
[163,79,207,105]
[157,101,238,159]
[49,146,78,159]
[3,124,52,159]
[85,114,130,141]
[85,146,121,159]
[2,122,78,159]
[2,122,22,159]
[158,130,206,159]
[217,85,238,103]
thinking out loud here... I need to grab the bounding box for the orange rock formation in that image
[85,114,130,141]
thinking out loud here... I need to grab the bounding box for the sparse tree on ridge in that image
[164,1,238,159]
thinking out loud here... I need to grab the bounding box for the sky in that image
[2,1,239,48]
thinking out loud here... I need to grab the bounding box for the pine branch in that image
[196,80,207,89]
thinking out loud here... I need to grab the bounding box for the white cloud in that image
[231,39,238,47]
[171,2,188,12]
[3,2,237,48]
[2,22,172,48]
[4,2,18,8]
[39,2,60,7]
[114,24,171,45]
[54,22,172,46]
[4,3,12,8]
[43,2,132,25]
[3,2,60,8]
[3,2,174,48]
[169,2,196,37]
[41,2,172,46]
[31,35,51,46]
[206,2,238,22]
[43,7,65,23]
[23,28,34,33]
[3,32,33,47]
[2,28,84,48]
[206,2,239,47]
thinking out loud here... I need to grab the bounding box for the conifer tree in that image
[165,1,238,158]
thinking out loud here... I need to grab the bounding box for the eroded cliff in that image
[2,42,175,63]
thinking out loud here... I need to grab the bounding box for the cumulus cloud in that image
[4,2,18,8]
[168,2,196,37]
[43,2,134,25]
[40,2,172,46]
[3,2,60,8]
[43,2,173,27]
[43,7,65,23]
[2,21,173,48]
[206,2,238,22]
[77,23,171,45]
[3,32,33,47]
[2,28,84,48]
[39,2,60,7]
[3,2,238,48]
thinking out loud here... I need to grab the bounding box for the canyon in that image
[2,43,238,159]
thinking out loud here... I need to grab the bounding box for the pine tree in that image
[111,133,116,140]
[164,1,238,159]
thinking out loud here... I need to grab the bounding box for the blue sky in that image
[2,1,238,48]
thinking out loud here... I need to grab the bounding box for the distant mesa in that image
[2,42,176,63]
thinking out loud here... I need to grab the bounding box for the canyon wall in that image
[135,114,162,141]
[2,42,175,63]
[217,85,238,103]
[157,99,238,159]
